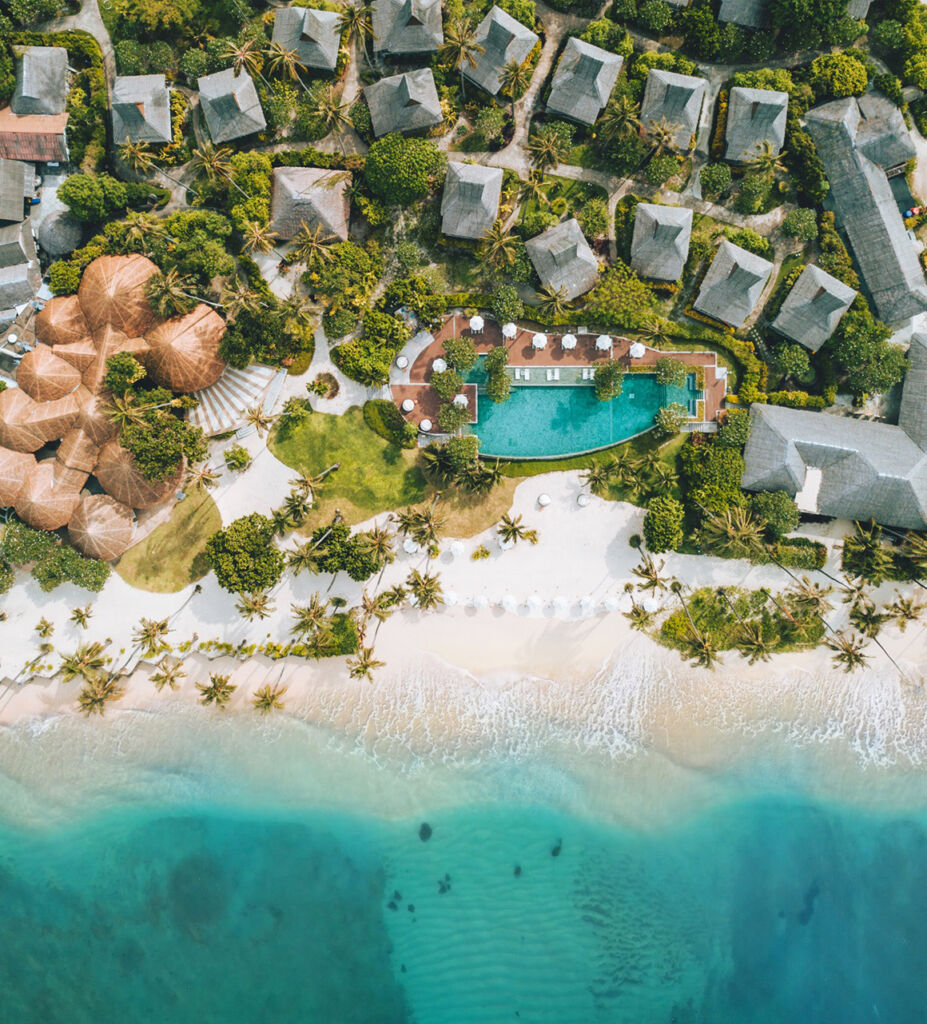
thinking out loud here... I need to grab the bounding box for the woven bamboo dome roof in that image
[76,390,117,446]
[14,458,87,531]
[144,305,226,392]
[57,427,100,473]
[17,343,81,401]
[0,447,36,505]
[35,294,89,347]
[68,493,135,560]
[27,391,81,445]
[78,254,158,335]
[94,440,184,509]
[0,387,45,452]
[51,337,97,375]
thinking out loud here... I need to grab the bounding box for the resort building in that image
[525,218,599,301]
[693,239,772,328]
[771,265,857,352]
[272,6,342,73]
[718,0,767,28]
[364,68,442,137]
[12,46,67,116]
[0,222,40,312]
[630,203,692,282]
[742,336,927,529]
[724,86,788,163]
[463,6,539,98]
[111,75,172,146]
[372,0,444,56]
[198,69,266,144]
[804,94,927,326]
[640,70,706,152]
[0,159,29,223]
[440,162,502,240]
[546,38,623,127]
[269,166,352,242]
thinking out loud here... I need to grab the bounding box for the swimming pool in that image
[469,372,697,459]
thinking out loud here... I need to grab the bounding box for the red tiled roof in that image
[0,109,68,162]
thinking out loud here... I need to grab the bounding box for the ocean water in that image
[1,709,927,1023]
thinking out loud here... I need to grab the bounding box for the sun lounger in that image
[546,368,553,381]
[514,368,521,380]
[524,368,530,381]
[553,368,560,381]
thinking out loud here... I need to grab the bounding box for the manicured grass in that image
[115,484,220,593]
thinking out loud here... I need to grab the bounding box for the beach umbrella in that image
[603,594,621,612]
[577,493,590,507]
[450,540,465,559]
[432,358,447,373]
[502,593,518,612]
[444,591,459,607]
[552,595,569,614]
[538,493,551,508]
[526,593,543,613]
[580,595,596,614]
[419,418,433,432]
[595,334,612,351]
[643,596,660,613]
[469,315,484,332]
[532,332,548,349]
[502,322,518,338]
[472,594,488,610]
[395,354,409,369]
[453,393,468,406]
[561,333,577,350]
[403,537,421,554]
[401,398,415,413]
[629,342,646,359]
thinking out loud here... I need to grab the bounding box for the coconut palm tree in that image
[119,139,195,196]
[223,35,265,78]
[785,575,832,621]
[412,504,446,550]
[145,268,200,319]
[478,220,518,273]
[244,404,276,436]
[77,676,125,717]
[359,589,392,639]
[700,506,766,560]
[598,94,641,143]
[35,617,54,639]
[499,59,532,113]
[119,211,170,255]
[901,530,927,579]
[736,622,775,664]
[302,84,353,152]
[220,278,264,323]
[265,41,306,84]
[58,642,108,683]
[252,682,287,713]
[367,524,395,588]
[842,520,895,587]
[288,541,323,577]
[748,140,788,180]
[527,128,570,170]
[70,605,92,630]
[582,460,612,497]
[190,139,233,185]
[838,575,870,609]
[640,316,672,348]
[518,170,549,211]
[339,1,375,59]
[441,20,484,98]
[848,599,889,639]
[151,657,186,692]
[888,593,925,631]
[197,672,237,708]
[282,489,313,529]
[292,220,336,269]
[280,291,319,332]
[240,220,281,256]
[632,555,669,593]
[825,631,870,673]
[670,581,720,669]
[348,645,385,681]
[624,600,655,631]
[291,594,331,639]
[406,569,444,609]
[535,284,571,320]
[186,463,220,490]
[646,117,679,157]
[393,507,420,539]
[497,513,538,546]
[608,451,642,490]
[133,617,171,658]
[235,591,276,621]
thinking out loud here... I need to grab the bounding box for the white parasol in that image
[561,333,577,350]
[502,322,518,338]
[401,398,415,413]
[595,334,613,351]
[532,332,548,349]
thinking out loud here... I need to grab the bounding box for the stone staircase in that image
[187,364,277,436]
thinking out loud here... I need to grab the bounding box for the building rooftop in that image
[724,86,788,163]
[771,264,857,352]
[12,46,67,116]
[718,0,767,28]
[463,5,539,97]
[364,68,442,136]
[629,202,692,282]
[270,166,352,241]
[272,6,342,72]
[440,162,502,240]
[546,38,623,127]
[0,109,68,162]
[693,239,772,327]
[198,68,266,144]
[0,222,39,311]
[111,74,172,146]
[525,218,599,301]
[640,69,705,151]
[373,0,444,55]
[0,158,26,223]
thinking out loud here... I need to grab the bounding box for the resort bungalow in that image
[272,6,342,73]
[440,162,502,240]
[111,75,172,147]
[718,0,767,28]
[463,6,539,98]
[0,222,41,313]
[771,264,857,353]
[724,86,788,164]
[805,95,927,325]
[693,239,772,328]
[525,218,599,302]
[269,166,351,242]
[197,69,266,145]
[640,70,706,152]
[364,68,442,137]
[742,336,927,529]
[546,38,623,127]
[0,158,29,223]
[373,0,444,56]
[0,46,68,165]
[630,203,692,282]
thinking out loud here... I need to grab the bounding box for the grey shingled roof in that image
[11,46,67,116]
[772,264,856,352]
[855,91,916,171]
[629,202,692,282]
[718,0,767,28]
[463,6,539,97]
[847,0,871,18]
[525,217,599,301]
[899,334,927,450]
[111,75,172,146]
[693,239,772,327]
[0,222,40,311]
[373,0,443,55]
[805,96,927,325]
[640,69,705,151]
[272,6,342,71]
[270,166,351,241]
[724,86,788,163]
[440,162,502,239]
[0,158,26,224]
[364,68,442,136]
[198,68,266,144]
[546,38,623,127]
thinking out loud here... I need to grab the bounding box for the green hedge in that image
[363,399,418,448]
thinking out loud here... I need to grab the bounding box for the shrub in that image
[485,345,511,403]
[610,0,637,22]
[752,490,800,540]
[771,342,810,381]
[438,401,471,432]
[491,284,524,324]
[577,196,609,239]
[364,133,446,205]
[594,361,625,401]
[716,408,751,447]
[180,48,208,84]
[59,173,128,223]
[787,129,829,204]
[643,154,679,185]
[223,444,252,472]
[323,308,357,339]
[395,241,423,273]
[810,53,868,99]
[475,105,506,144]
[443,336,478,372]
[781,208,817,241]
[700,162,731,199]
[331,309,410,386]
[363,399,418,448]
[638,0,673,33]
[831,305,907,396]
[115,39,146,75]
[727,227,773,259]
[655,357,689,387]
[581,16,634,55]
[205,514,284,594]
[431,367,464,401]
[654,402,689,436]
[871,18,907,52]
[735,173,772,215]
[643,495,684,552]
[586,260,655,330]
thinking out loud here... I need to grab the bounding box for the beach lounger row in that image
[545,368,561,381]
[514,368,531,380]
[581,367,594,380]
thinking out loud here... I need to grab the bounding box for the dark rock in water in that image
[513,865,522,877]
[419,823,432,842]
[437,879,450,894]
[407,904,415,913]
[798,880,820,925]
[393,890,402,901]
[400,964,407,974]
[387,901,397,911]
[551,840,562,857]
[444,873,451,882]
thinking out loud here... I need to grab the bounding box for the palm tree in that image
[736,622,775,664]
[608,451,642,490]
[842,520,895,587]
[196,672,237,708]
[499,59,532,112]
[368,524,395,588]
[264,41,306,84]
[145,268,198,319]
[301,84,353,153]
[535,284,571,320]
[77,676,125,717]
[220,279,263,323]
[785,575,832,621]
[119,210,167,254]
[244,404,276,436]
[901,530,927,579]
[35,617,54,639]
[190,139,233,185]
[406,569,444,609]
[839,575,869,609]
[624,600,655,631]
[646,117,679,158]
[848,599,889,639]
[359,589,392,638]
[670,581,720,669]
[527,129,570,170]
[186,463,220,490]
[748,140,787,180]
[518,171,548,210]
[133,617,171,658]
[632,555,669,593]
[288,541,323,577]
[441,20,484,98]
[151,657,186,692]
[222,36,264,79]
[283,489,313,528]
[888,593,924,631]
[292,220,336,269]
[478,220,518,273]
[412,504,446,550]
[119,139,195,196]
[348,645,385,681]
[497,513,538,546]
[582,460,612,497]
[306,622,336,659]
[235,591,276,621]
[253,682,288,713]
[58,642,108,683]
[700,506,766,560]
[241,220,281,256]
[291,594,330,638]
[339,1,375,59]
[70,605,92,630]
[598,94,641,143]
[825,631,870,673]
[640,317,672,348]
[280,291,319,332]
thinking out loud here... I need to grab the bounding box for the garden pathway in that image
[41,0,115,89]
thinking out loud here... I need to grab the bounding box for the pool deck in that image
[391,314,727,430]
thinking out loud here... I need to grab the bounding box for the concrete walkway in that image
[41,0,115,89]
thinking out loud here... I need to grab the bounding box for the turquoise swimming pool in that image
[469,370,697,459]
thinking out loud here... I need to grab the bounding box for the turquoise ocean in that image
[1,696,926,1023]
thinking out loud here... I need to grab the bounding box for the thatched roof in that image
[57,426,101,473]
[693,239,772,327]
[95,440,184,509]
[373,0,444,55]
[547,38,623,127]
[198,69,266,144]
[771,264,856,352]
[0,446,35,506]
[78,254,158,335]
[365,69,443,137]
[900,334,927,450]
[0,387,44,451]
[0,221,40,309]
[12,46,67,116]
[16,343,81,401]
[272,6,342,71]
[144,304,226,392]
[525,218,599,301]
[111,74,172,146]
[76,390,117,446]
[464,6,538,97]
[855,91,916,171]
[270,166,351,241]
[28,391,82,445]
[36,295,89,346]
[0,158,26,223]
[718,0,767,27]
[440,162,502,240]
[630,202,692,282]
[68,493,135,560]
[14,458,87,532]
[641,70,705,151]
[725,86,787,163]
